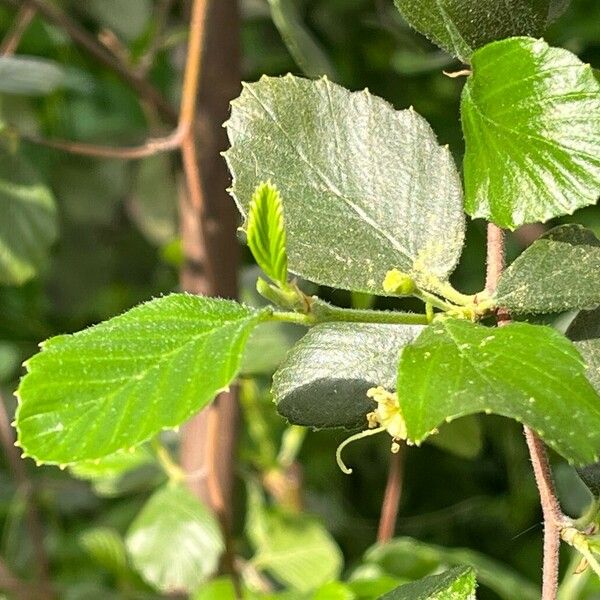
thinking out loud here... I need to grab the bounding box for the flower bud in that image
[382,269,417,296]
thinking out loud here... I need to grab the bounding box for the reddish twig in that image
[21,128,186,159]
[8,0,204,160]
[486,223,562,600]
[0,3,35,55]
[0,0,177,123]
[377,445,406,543]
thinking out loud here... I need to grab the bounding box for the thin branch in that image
[0,0,177,124]
[20,127,186,159]
[486,223,561,599]
[203,399,240,591]
[0,3,35,55]
[0,395,53,598]
[9,0,205,160]
[377,445,406,543]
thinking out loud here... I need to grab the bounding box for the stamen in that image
[336,426,386,474]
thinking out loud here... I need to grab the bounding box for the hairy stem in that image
[270,306,428,326]
[486,223,561,599]
[377,444,406,543]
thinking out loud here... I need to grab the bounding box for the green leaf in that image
[567,307,600,394]
[365,538,539,600]
[496,225,600,314]
[193,578,237,600]
[427,416,482,460]
[70,446,155,481]
[393,0,549,62]
[314,581,356,600]
[128,155,178,245]
[397,319,600,465]
[251,510,343,592]
[126,484,223,593]
[267,0,337,79]
[462,37,600,229]
[77,0,153,42]
[80,527,129,580]
[0,56,86,95]
[0,149,57,285]
[241,321,303,376]
[16,294,266,464]
[272,322,423,429]
[224,75,465,295]
[566,308,600,496]
[246,182,289,286]
[379,566,476,599]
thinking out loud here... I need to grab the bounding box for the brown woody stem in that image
[377,445,406,543]
[486,223,562,599]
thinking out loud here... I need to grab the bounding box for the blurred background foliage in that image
[0,0,599,598]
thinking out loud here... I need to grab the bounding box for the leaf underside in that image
[272,322,424,429]
[397,319,600,465]
[496,225,600,314]
[225,75,465,295]
[462,37,600,229]
[16,294,264,464]
[567,308,600,495]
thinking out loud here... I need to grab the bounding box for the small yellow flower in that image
[336,386,408,474]
[366,386,407,440]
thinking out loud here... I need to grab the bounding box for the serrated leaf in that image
[393,0,549,63]
[267,0,337,79]
[379,566,476,600]
[0,149,57,285]
[80,527,129,580]
[366,538,538,600]
[462,37,600,229]
[16,294,266,464]
[397,319,600,465]
[272,322,423,429]
[566,308,600,496]
[246,182,288,285]
[225,75,465,295]
[496,225,600,314]
[251,510,343,592]
[126,484,223,593]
